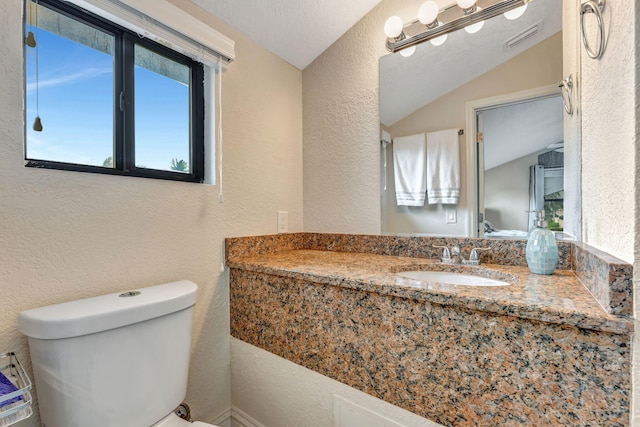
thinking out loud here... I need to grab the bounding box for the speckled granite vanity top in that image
[227,249,632,335]
[228,234,633,426]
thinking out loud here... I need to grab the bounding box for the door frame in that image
[464,84,561,237]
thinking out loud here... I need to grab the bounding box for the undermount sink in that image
[396,270,511,287]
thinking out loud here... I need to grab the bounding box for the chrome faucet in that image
[465,247,492,266]
[432,245,491,265]
[450,245,464,264]
[432,245,452,264]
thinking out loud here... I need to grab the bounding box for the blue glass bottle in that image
[526,211,558,275]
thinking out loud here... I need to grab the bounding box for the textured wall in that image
[0,0,302,425]
[302,1,400,234]
[576,3,638,422]
[580,2,635,264]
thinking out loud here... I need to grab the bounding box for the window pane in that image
[134,45,190,173]
[25,3,115,167]
[544,191,564,232]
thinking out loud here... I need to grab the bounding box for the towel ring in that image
[580,0,606,59]
[559,75,574,116]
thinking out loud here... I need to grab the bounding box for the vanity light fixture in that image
[418,1,440,27]
[383,15,405,40]
[504,4,528,20]
[464,7,485,33]
[385,0,532,54]
[418,1,449,46]
[400,45,417,57]
[457,0,478,13]
[430,33,448,46]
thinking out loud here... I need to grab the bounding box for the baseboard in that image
[231,406,266,427]
[212,406,265,427]
[212,408,232,427]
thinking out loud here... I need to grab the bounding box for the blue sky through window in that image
[26,21,191,172]
[135,46,190,171]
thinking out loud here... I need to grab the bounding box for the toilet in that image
[17,280,218,427]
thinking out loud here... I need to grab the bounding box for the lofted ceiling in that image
[482,95,564,171]
[380,0,562,126]
[191,0,382,70]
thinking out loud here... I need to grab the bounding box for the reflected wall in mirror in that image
[380,0,578,239]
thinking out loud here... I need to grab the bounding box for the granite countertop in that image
[227,250,633,335]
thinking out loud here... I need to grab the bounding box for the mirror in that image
[380,0,577,238]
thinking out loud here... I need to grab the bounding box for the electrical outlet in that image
[277,211,289,233]
[446,208,457,224]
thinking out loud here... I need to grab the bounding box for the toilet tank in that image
[17,280,198,427]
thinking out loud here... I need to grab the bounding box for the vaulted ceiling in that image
[380,0,562,126]
[192,0,382,70]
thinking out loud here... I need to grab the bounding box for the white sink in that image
[396,271,511,287]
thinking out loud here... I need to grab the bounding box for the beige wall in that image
[0,0,302,425]
[302,1,395,234]
[383,33,562,236]
[484,153,538,231]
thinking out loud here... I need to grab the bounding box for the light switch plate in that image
[277,211,289,233]
[446,208,457,224]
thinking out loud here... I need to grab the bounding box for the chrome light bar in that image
[386,0,532,53]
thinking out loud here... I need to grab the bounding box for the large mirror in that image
[380,0,580,239]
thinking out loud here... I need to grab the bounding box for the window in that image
[25,0,205,182]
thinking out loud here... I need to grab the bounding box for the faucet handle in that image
[469,247,491,261]
[432,245,451,262]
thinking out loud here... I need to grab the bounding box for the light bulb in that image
[464,6,484,33]
[399,45,416,57]
[430,33,448,46]
[456,0,477,10]
[418,1,439,26]
[465,19,484,33]
[384,16,404,39]
[504,4,527,20]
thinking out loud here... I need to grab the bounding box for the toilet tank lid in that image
[17,280,198,340]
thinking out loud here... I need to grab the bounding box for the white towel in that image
[426,129,460,204]
[393,134,427,206]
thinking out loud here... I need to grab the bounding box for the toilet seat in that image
[151,413,219,427]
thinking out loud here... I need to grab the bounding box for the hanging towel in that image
[393,133,427,206]
[426,129,460,204]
